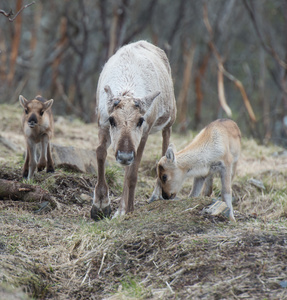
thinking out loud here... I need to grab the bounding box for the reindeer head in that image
[157,144,185,199]
[105,85,160,166]
[19,95,54,129]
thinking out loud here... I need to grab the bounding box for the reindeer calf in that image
[19,95,54,179]
[155,119,241,222]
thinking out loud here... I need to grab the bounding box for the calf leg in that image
[202,174,213,196]
[149,126,171,203]
[189,177,205,197]
[220,160,235,222]
[46,142,54,173]
[23,147,30,179]
[38,134,48,172]
[91,128,111,221]
[27,140,37,180]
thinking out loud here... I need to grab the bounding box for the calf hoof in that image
[147,196,156,204]
[23,170,28,179]
[91,205,111,221]
[148,194,163,204]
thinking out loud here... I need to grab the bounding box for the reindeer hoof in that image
[147,196,156,204]
[148,194,163,204]
[23,170,28,179]
[37,165,45,172]
[91,205,111,221]
[46,166,55,173]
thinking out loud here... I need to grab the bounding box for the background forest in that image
[1,0,287,145]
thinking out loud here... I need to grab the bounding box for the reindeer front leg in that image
[38,135,47,172]
[46,142,54,173]
[23,144,30,179]
[202,174,214,196]
[148,126,171,203]
[38,134,54,173]
[27,139,37,180]
[220,160,236,223]
[91,127,111,221]
[189,177,205,197]
[114,135,148,217]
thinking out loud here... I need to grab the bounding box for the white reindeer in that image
[91,40,177,220]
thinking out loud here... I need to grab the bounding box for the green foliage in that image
[105,165,123,194]
[118,276,151,299]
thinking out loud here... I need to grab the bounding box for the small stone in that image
[248,178,265,190]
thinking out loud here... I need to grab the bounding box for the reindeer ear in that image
[105,85,121,114]
[43,99,54,111]
[19,95,28,108]
[139,91,161,114]
[104,85,114,99]
[143,91,160,106]
[165,144,176,163]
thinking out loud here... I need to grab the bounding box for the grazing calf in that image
[155,119,241,222]
[19,95,54,179]
[91,40,176,220]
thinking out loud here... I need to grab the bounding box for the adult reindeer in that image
[91,40,176,220]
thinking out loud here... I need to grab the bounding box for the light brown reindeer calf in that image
[155,119,241,222]
[19,95,54,179]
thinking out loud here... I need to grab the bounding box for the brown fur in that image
[19,95,54,179]
[157,119,241,222]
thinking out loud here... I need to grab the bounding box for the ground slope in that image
[0,104,287,299]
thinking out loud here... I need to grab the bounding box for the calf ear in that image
[19,95,28,108]
[43,99,54,111]
[165,144,176,163]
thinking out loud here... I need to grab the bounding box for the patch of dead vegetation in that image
[1,105,287,299]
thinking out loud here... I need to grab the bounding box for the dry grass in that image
[0,104,287,299]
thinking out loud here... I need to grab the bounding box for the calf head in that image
[19,95,53,129]
[105,85,160,166]
[157,144,184,199]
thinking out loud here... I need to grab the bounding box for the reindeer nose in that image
[162,190,169,200]
[162,190,172,200]
[28,113,38,127]
[116,150,134,165]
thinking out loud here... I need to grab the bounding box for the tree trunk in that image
[7,0,23,85]
[177,43,195,132]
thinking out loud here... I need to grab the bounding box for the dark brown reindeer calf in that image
[19,95,54,179]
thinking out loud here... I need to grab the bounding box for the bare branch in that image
[242,0,287,69]
[0,1,35,22]
[203,4,256,123]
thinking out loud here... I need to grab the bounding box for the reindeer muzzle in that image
[116,150,134,165]
[28,121,37,128]
[162,190,175,200]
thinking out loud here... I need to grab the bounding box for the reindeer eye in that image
[109,116,116,127]
[162,174,167,183]
[25,109,28,114]
[40,110,44,116]
[137,117,144,127]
